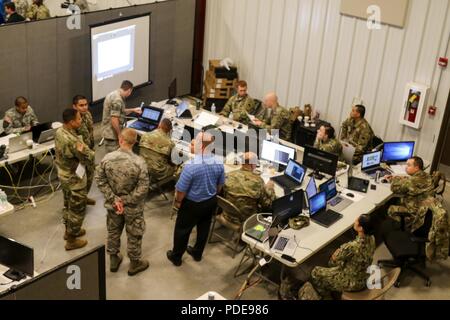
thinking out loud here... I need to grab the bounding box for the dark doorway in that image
[432,89,450,180]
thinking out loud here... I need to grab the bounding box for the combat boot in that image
[86,198,96,206]
[110,253,123,273]
[65,235,88,251]
[64,228,86,240]
[128,259,149,276]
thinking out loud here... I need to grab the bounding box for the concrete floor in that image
[0,127,449,300]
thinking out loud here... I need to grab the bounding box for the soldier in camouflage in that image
[314,125,342,156]
[13,0,28,17]
[72,94,96,206]
[297,214,376,300]
[139,118,177,182]
[253,92,292,141]
[26,0,50,21]
[55,109,95,251]
[101,80,141,154]
[340,105,374,164]
[220,80,256,124]
[95,128,150,276]
[386,156,435,232]
[3,96,39,135]
[223,152,276,224]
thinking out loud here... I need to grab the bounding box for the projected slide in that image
[94,26,136,81]
[91,14,150,102]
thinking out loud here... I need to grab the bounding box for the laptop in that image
[309,191,343,228]
[176,102,192,119]
[9,132,33,154]
[272,189,304,228]
[270,159,306,191]
[37,128,56,144]
[304,176,317,208]
[361,151,391,178]
[31,122,52,143]
[128,106,164,132]
[319,177,353,212]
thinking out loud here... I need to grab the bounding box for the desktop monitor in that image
[303,145,338,178]
[260,140,295,166]
[0,235,34,281]
[168,78,177,100]
[319,178,338,201]
[382,141,415,163]
[272,189,304,226]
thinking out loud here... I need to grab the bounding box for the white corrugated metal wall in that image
[203,0,450,163]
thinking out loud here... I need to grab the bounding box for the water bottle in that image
[229,111,234,123]
[211,103,216,114]
[208,292,215,300]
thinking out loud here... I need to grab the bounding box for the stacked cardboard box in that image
[203,60,239,111]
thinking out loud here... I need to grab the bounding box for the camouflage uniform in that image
[341,118,374,163]
[26,3,50,21]
[95,149,149,261]
[139,128,176,182]
[101,90,126,153]
[55,127,95,236]
[76,111,95,193]
[314,138,343,156]
[259,105,292,141]
[223,168,275,224]
[388,170,435,232]
[425,198,449,261]
[14,0,29,17]
[298,235,376,300]
[3,106,38,134]
[220,95,256,124]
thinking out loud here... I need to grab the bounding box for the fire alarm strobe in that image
[439,57,448,67]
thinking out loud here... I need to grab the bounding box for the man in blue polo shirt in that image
[167,132,225,266]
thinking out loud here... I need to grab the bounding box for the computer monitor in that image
[260,140,295,166]
[272,189,304,226]
[309,191,327,216]
[0,235,34,281]
[362,151,382,170]
[305,176,317,200]
[168,78,177,100]
[303,145,338,179]
[285,160,306,184]
[382,141,415,163]
[319,178,338,201]
[142,107,163,123]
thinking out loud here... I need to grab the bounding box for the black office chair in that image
[378,210,433,288]
[371,135,384,151]
[253,99,265,119]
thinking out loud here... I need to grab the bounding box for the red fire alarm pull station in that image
[439,57,448,67]
[428,106,437,116]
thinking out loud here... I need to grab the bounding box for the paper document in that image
[246,113,256,122]
[194,112,219,127]
[219,125,234,134]
[76,164,86,179]
[390,165,408,176]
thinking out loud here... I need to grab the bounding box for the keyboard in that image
[329,196,343,207]
[271,175,299,190]
[364,168,390,177]
[129,121,156,132]
[274,236,289,251]
[311,210,342,227]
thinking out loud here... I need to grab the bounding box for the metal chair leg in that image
[234,245,256,278]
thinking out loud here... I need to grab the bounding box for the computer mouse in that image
[381,179,389,184]
[346,193,355,198]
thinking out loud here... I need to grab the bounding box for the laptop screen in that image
[309,192,327,216]
[382,141,415,162]
[176,102,189,117]
[272,189,303,225]
[305,177,317,200]
[285,160,306,184]
[261,140,295,166]
[319,178,338,201]
[142,108,162,122]
[362,151,382,170]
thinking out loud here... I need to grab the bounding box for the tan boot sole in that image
[65,240,88,251]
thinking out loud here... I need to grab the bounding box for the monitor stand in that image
[3,269,26,282]
[309,170,325,181]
